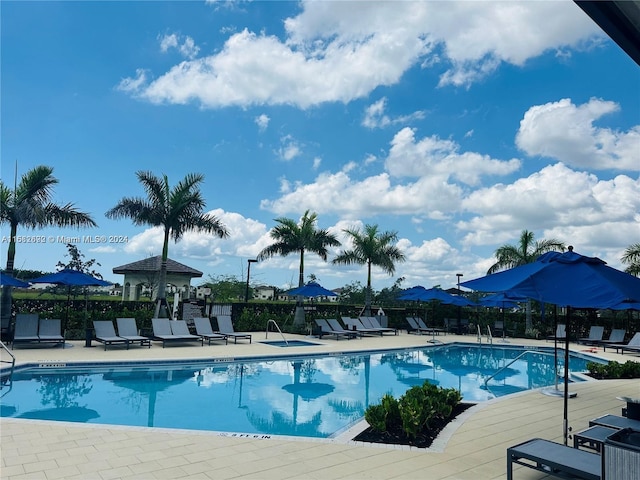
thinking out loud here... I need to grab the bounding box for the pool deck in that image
[2,332,639,479]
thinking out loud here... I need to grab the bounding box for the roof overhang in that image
[575,0,640,66]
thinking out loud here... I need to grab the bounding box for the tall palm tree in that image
[106,171,228,317]
[0,165,97,326]
[332,224,405,316]
[488,229,565,329]
[621,243,640,277]
[257,210,341,289]
[257,210,340,325]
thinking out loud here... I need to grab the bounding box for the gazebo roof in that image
[113,256,203,278]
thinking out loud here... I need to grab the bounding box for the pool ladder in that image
[477,324,493,345]
[483,349,557,387]
[266,319,288,346]
[0,340,15,394]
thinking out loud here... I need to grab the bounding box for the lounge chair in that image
[361,316,397,335]
[608,332,640,355]
[193,317,228,345]
[578,326,605,345]
[314,319,357,340]
[416,317,445,335]
[506,438,601,480]
[152,318,201,347]
[170,320,203,346]
[93,320,129,350]
[589,413,640,431]
[37,319,65,348]
[12,313,40,349]
[115,317,151,348]
[546,324,566,342]
[493,320,505,337]
[341,317,383,336]
[327,318,362,338]
[595,328,626,351]
[215,315,252,343]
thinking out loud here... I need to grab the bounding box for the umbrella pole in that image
[563,306,571,446]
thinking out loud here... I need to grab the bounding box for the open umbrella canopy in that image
[29,269,112,287]
[287,282,337,298]
[479,292,525,309]
[0,273,30,288]
[399,286,476,306]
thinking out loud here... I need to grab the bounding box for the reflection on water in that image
[3,345,597,437]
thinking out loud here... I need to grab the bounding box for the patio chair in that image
[596,328,627,351]
[115,317,151,348]
[361,316,397,335]
[169,320,203,346]
[12,313,40,349]
[342,317,383,336]
[215,315,252,343]
[577,326,605,345]
[37,319,65,348]
[93,320,129,350]
[416,317,445,335]
[314,319,357,340]
[546,323,566,342]
[506,438,601,480]
[493,320,505,337]
[152,318,180,348]
[327,318,362,338]
[589,413,640,431]
[608,332,640,355]
[193,317,228,345]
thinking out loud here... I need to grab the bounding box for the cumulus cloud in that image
[119,2,600,107]
[516,98,640,171]
[276,135,302,161]
[458,163,640,248]
[255,113,270,132]
[159,33,200,59]
[386,127,521,185]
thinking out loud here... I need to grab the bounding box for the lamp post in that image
[456,273,463,334]
[245,259,257,303]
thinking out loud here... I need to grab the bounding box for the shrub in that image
[587,360,640,379]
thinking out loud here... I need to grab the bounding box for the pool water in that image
[261,340,321,347]
[0,345,600,438]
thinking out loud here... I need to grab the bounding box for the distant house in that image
[113,256,203,301]
[254,285,277,301]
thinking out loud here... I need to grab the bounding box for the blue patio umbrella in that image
[30,269,112,345]
[0,273,30,288]
[401,286,476,307]
[287,282,337,298]
[478,292,525,309]
[462,247,640,445]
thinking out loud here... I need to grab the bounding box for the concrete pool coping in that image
[2,332,639,479]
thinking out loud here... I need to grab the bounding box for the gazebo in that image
[113,256,203,301]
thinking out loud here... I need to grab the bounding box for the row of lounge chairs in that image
[577,327,640,354]
[11,314,65,349]
[93,315,252,349]
[507,413,640,479]
[314,317,397,340]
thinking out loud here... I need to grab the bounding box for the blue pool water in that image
[0,344,600,438]
[261,340,321,347]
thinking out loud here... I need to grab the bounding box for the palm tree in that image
[106,171,228,317]
[257,211,340,325]
[257,210,341,289]
[621,243,640,277]
[0,165,97,327]
[488,229,565,330]
[332,224,405,316]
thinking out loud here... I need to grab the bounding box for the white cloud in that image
[255,113,270,132]
[516,98,640,171]
[362,97,426,129]
[116,69,147,93]
[120,2,600,107]
[159,33,200,59]
[277,135,302,161]
[386,127,521,185]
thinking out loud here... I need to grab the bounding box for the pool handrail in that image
[266,319,288,346]
[484,350,556,387]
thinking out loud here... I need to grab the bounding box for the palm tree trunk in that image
[154,229,171,318]
[364,261,372,317]
[1,223,19,336]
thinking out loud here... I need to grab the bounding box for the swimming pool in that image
[0,344,600,438]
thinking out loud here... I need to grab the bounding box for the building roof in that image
[113,256,203,277]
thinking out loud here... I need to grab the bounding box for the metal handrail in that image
[265,319,288,345]
[484,349,556,386]
[0,340,16,392]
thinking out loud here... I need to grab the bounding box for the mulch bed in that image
[353,403,473,449]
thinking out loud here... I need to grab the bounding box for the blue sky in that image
[2,0,639,292]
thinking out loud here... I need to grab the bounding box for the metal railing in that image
[265,319,288,345]
[484,349,556,386]
[0,340,16,393]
